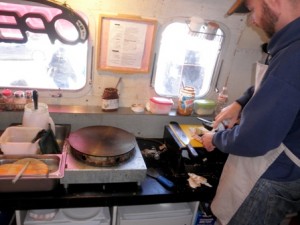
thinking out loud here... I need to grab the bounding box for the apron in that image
[211,62,300,225]
[254,62,268,93]
[211,144,297,225]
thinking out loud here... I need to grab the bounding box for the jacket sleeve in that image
[212,52,300,157]
[235,86,254,108]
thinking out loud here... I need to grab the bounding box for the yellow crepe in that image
[0,158,49,176]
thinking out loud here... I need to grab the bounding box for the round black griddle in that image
[68,126,136,167]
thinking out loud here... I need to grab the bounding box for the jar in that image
[14,90,26,110]
[205,21,219,40]
[215,86,228,115]
[177,86,195,116]
[25,90,33,104]
[102,88,119,112]
[2,89,14,110]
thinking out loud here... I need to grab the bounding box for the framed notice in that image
[97,14,157,73]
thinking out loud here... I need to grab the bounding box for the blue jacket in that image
[213,17,300,181]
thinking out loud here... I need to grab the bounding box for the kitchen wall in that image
[0,0,268,137]
[42,0,267,107]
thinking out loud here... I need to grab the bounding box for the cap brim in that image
[227,0,250,16]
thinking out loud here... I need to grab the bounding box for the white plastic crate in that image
[21,207,110,225]
[117,203,193,225]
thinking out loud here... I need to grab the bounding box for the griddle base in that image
[60,143,147,186]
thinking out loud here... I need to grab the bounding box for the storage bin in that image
[149,97,173,114]
[0,126,42,154]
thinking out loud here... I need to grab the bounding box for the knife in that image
[197,117,226,131]
[169,121,199,158]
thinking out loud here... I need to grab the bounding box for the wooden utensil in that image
[12,161,30,184]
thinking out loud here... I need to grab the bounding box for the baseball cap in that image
[227,0,250,16]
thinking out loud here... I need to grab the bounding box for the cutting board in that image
[179,124,204,147]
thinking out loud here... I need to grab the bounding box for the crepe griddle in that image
[68,126,136,167]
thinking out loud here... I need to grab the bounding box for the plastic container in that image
[194,99,216,115]
[149,97,173,114]
[0,126,42,154]
[22,102,56,134]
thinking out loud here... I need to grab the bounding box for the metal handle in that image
[157,175,174,189]
[32,90,38,110]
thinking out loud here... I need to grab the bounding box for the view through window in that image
[0,1,89,91]
[154,20,224,97]
[0,37,88,90]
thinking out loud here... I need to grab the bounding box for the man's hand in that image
[200,132,216,152]
[213,101,242,129]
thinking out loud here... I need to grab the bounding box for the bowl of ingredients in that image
[194,99,216,115]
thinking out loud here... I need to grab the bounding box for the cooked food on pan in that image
[0,158,49,176]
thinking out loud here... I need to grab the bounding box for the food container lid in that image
[150,97,173,105]
[194,99,216,108]
[14,90,25,98]
[2,89,13,97]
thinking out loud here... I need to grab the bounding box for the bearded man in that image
[200,0,300,224]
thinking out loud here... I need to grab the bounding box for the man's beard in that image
[261,2,278,38]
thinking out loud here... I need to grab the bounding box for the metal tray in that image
[0,153,66,192]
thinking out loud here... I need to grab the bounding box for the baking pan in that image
[0,153,66,192]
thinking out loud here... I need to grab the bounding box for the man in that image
[48,47,77,89]
[200,0,300,224]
